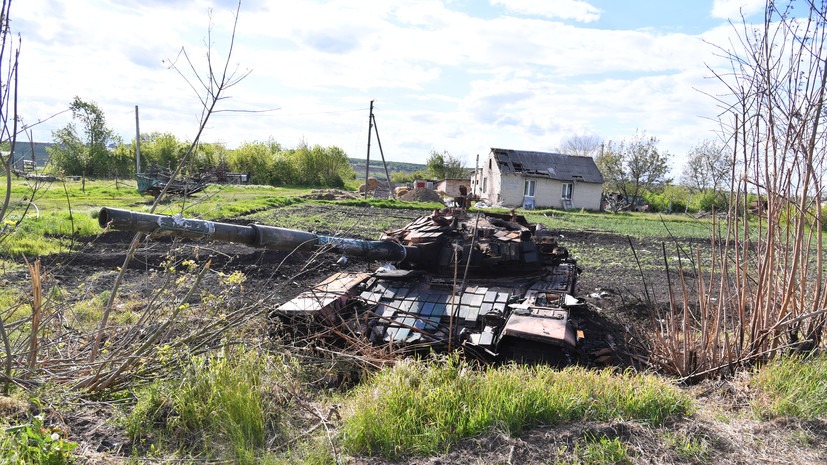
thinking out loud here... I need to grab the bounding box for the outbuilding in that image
[472,148,604,210]
[434,178,470,197]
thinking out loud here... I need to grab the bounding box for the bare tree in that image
[681,140,731,193]
[681,139,734,207]
[0,0,18,225]
[556,133,602,157]
[0,0,15,391]
[89,1,250,368]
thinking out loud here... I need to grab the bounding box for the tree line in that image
[46,97,732,204]
[558,132,733,213]
[46,97,356,188]
[45,98,472,188]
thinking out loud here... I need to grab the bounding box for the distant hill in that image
[349,158,426,181]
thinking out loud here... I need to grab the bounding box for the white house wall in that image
[498,173,524,206]
[479,154,503,205]
[570,181,602,210]
[497,175,603,210]
[478,151,603,209]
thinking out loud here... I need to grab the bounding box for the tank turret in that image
[99,206,584,364]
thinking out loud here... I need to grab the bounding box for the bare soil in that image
[16,203,827,464]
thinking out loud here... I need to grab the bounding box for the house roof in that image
[491,148,604,183]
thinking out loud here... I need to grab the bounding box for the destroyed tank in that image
[98,206,585,364]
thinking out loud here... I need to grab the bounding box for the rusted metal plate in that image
[501,309,577,347]
[278,272,370,320]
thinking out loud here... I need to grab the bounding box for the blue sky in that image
[16,0,766,171]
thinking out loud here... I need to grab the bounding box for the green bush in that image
[687,189,727,212]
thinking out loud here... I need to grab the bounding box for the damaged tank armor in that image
[98,206,586,364]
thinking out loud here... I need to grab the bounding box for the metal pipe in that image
[98,207,410,262]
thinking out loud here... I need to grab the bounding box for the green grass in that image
[243,202,428,238]
[341,356,693,458]
[562,434,635,465]
[524,208,719,239]
[660,430,711,462]
[0,178,322,255]
[125,347,274,464]
[332,198,445,210]
[750,354,827,419]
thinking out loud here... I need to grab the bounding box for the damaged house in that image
[472,148,604,210]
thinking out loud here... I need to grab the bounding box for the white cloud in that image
[491,0,602,23]
[12,0,742,171]
[711,0,765,20]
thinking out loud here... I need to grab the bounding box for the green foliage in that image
[193,142,230,172]
[341,356,692,458]
[390,169,428,183]
[108,143,136,177]
[640,184,690,213]
[349,158,426,182]
[228,139,282,184]
[289,143,354,187]
[1,411,78,465]
[596,131,670,203]
[137,132,188,172]
[48,96,122,177]
[126,347,275,463]
[229,140,354,187]
[690,189,728,212]
[750,354,827,419]
[425,150,467,180]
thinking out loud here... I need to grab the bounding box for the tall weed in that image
[126,347,274,463]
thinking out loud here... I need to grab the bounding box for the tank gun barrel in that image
[98,207,411,262]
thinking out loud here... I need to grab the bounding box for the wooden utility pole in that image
[473,153,479,197]
[135,105,141,174]
[364,100,373,199]
[371,114,395,199]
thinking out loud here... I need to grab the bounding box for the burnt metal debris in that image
[136,167,207,198]
[99,206,588,364]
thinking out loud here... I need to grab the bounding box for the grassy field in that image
[0,177,728,257]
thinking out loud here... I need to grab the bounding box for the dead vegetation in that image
[635,1,827,381]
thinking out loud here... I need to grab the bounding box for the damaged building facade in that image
[473,148,604,210]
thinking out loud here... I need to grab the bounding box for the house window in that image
[482,177,487,193]
[489,159,492,170]
[562,182,572,199]
[524,180,535,197]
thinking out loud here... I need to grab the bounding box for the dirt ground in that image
[19,203,827,464]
